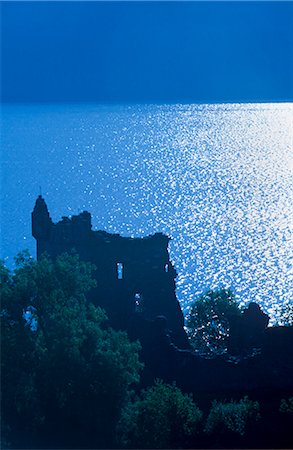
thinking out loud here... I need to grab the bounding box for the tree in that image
[280,397,293,413]
[117,379,202,449]
[1,251,142,449]
[204,397,260,437]
[186,288,241,356]
[278,304,293,326]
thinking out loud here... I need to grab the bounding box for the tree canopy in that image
[204,396,260,437]
[117,379,202,448]
[186,288,241,356]
[1,251,142,449]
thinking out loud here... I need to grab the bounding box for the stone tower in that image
[32,195,53,259]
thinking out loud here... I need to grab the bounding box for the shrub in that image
[186,288,241,356]
[204,396,260,436]
[117,379,203,448]
[279,397,293,413]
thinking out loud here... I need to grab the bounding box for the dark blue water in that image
[1,103,292,323]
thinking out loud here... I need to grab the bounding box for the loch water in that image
[1,103,293,323]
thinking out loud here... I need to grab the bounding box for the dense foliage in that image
[280,397,293,414]
[1,252,292,449]
[278,304,293,326]
[1,252,142,449]
[204,397,260,436]
[186,288,241,355]
[117,379,203,448]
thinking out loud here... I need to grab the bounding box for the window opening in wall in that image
[134,293,143,313]
[165,263,169,273]
[117,262,123,279]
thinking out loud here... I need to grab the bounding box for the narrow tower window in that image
[117,262,123,280]
[165,263,169,273]
[134,293,143,313]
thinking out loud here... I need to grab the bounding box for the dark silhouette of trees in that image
[117,379,202,448]
[1,252,142,449]
[186,288,241,356]
[1,252,292,449]
[278,304,293,326]
[204,397,260,437]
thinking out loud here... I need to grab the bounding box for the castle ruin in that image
[32,195,188,348]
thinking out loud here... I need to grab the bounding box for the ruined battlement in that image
[32,196,189,348]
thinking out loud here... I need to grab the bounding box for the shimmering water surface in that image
[1,103,293,323]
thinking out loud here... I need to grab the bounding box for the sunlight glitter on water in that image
[1,103,293,323]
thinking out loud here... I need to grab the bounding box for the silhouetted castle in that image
[32,195,188,348]
[32,196,293,397]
